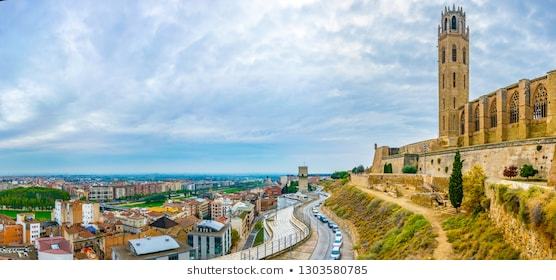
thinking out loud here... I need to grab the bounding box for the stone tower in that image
[438,5,469,147]
[298,166,308,192]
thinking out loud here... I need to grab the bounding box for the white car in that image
[333,236,343,248]
[330,246,341,260]
[335,231,343,241]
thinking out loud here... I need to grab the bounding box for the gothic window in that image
[453,97,456,109]
[460,111,465,135]
[451,16,457,30]
[442,74,445,88]
[490,100,497,128]
[444,18,448,31]
[442,116,445,131]
[533,84,547,120]
[452,45,457,62]
[509,92,519,123]
[464,74,466,89]
[474,105,480,132]
[453,72,456,88]
[463,47,467,64]
[442,48,446,64]
[443,98,445,109]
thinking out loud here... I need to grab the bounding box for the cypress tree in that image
[449,151,464,212]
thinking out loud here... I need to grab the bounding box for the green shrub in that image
[402,165,417,174]
[519,164,538,179]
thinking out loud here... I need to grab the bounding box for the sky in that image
[0,0,556,175]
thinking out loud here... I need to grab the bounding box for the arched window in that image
[442,47,446,64]
[442,74,445,89]
[444,18,448,31]
[442,116,445,131]
[463,47,467,64]
[533,84,547,120]
[490,100,497,128]
[464,74,466,89]
[460,111,465,135]
[474,105,480,132]
[451,16,457,30]
[443,98,445,109]
[452,45,457,62]
[453,72,456,88]
[509,92,519,123]
[453,97,456,109]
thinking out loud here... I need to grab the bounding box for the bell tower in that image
[438,5,469,146]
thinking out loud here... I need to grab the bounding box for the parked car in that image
[333,236,343,248]
[335,232,343,241]
[330,246,341,260]
[327,221,336,228]
[320,216,329,223]
[331,224,340,231]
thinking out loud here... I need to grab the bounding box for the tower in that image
[298,166,308,193]
[438,5,469,146]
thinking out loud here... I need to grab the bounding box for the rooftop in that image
[128,235,180,256]
[36,237,72,255]
[197,220,225,231]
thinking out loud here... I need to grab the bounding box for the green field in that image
[118,200,165,208]
[0,209,52,221]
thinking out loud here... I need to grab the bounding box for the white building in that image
[187,220,231,260]
[16,213,40,245]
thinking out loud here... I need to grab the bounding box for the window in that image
[453,97,456,109]
[452,45,457,62]
[533,84,547,120]
[463,47,467,64]
[490,100,497,128]
[442,48,446,64]
[444,18,448,31]
[168,254,179,260]
[474,105,480,132]
[451,16,457,30]
[443,98,445,109]
[460,111,465,135]
[453,72,456,88]
[442,116,445,131]
[464,74,466,89]
[442,74,445,88]
[509,92,519,123]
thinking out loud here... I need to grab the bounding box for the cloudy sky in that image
[0,0,555,175]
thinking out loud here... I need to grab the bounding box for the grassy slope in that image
[325,182,437,259]
[442,213,521,259]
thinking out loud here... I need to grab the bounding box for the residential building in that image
[53,199,100,226]
[195,198,210,219]
[88,186,114,201]
[210,197,232,219]
[187,220,231,260]
[112,235,191,260]
[0,214,23,245]
[16,213,41,245]
[35,236,73,260]
[230,202,255,238]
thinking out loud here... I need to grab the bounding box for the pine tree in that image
[449,151,464,212]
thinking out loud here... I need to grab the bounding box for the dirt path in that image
[352,184,453,259]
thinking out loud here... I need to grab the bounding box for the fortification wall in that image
[374,138,556,183]
[485,183,554,259]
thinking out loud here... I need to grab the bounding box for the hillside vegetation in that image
[443,214,521,259]
[324,182,437,259]
[0,187,69,210]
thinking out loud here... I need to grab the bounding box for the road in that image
[308,194,335,260]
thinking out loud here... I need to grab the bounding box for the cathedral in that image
[371,6,556,184]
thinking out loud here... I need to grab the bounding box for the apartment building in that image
[187,220,231,260]
[88,186,114,201]
[0,214,23,245]
[53,200,100,226]
[112,235,191,260]
[16,213,41,245]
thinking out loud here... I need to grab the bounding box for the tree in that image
[402,165,417,174]
[449,151,464,213]
[331,171,349,179]
[520,164,538,180]
[462,165,489,214]
[231,229,240,248]
[503,165,518,179]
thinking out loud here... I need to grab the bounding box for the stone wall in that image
[485,184,554,259]
[375,138,556,183]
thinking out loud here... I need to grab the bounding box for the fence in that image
[238,202,312,260]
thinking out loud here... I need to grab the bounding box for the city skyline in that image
[1,0,556,174]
